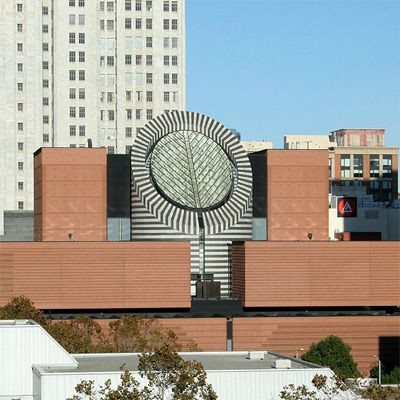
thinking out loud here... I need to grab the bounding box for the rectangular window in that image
[70,107,76,117]
[107,1,114,11]
[171,19,177,30]
[79,33,85,44]
[172,73,178,84]
[136,109,141,120]
[70,0,75,5]
[146,73,152,84]
[107,92,114,102]
[18,142,24,151]
[79,14,85,25]
[164,73,169,84]
[43,79,49,88]
[164,55,170,66]
[17,103,23,111]
[100,19,105,30]
[164,19,169,30]
[146,109,153,120]
[126,145,132,154]
[163,91,170,102]
[42,6,48,15]
[136,91,142,101]
[146,1,152,11]
[79,125,85,136]
[126,127,132,137]
[125,18,132,29]
[18,182,24,191]
[43,134,49,144]
[171,55,178,66]
[79,70,85,80]
[42,43,49,52]
[370,155,379,177]
[107,56,114,66]
[69,51,76,62]
[146,91,152,102]
[69,70,76,80]
[79,107,85,118]
[69,33,76,44]
[43,115,49,124]
[70,88,76,99]
[369,180,380,201]
[135,0,142,11]
[70,144,77,148]
[163,37,169,48]
[18,201,24,210]
[171,37,177,48]
[79,0,85,6]
[17,3,23,12]
[18,122,23,131]
[171,1,177,11]
[340,155,350,178]
[17,23,23,32]
[43,97,49,105]
[42,24,48,33]
[108,110,115,120]
[126,91,132,101]
[136,18,142,29]
[146,19,152,29]
[125,0,131,10]
[17,43,23,52]
[135,36,142,49]
[79,51,85,62]
[43,61,48,70]
[136,55,142,65]
[69,14,76,25]
[107,146,115,154]
[107,20,114,30]
[353,155,363,178]
[70,125,76,136]
[18,162,24,171]
[125,55,132,65]
[382,155,392,177]
[146,55,152,66]
[17,83,23,91]
[17,63,23,72]
[382,180,392,201]
[126,109,132,119]
[163,1,169,11]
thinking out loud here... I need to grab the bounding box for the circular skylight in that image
[150,130,233,211]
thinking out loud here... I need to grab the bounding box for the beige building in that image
[0,0,185,234]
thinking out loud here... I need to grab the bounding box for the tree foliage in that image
[370,364,400,385]
[301,336,359,378]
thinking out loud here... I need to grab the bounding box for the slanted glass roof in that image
[150,130,233,210]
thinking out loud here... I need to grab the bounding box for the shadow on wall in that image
[379,336,400,372]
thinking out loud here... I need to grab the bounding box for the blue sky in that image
[186,0,400,148]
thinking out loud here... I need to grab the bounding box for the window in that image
[135,0,142,11]
[370,155,379,177]
[163,37,169,48]
[100,19,105,30]
[163,1,169,11]
[79,88,85,99]
[135,36,142,48]
[79,0,85,6]
[146,73,152,84]
[43,97,49,105]
[70,125,76,136]
[69,33,76,44]
[136,127,142,135]
[126,127,132,138]
[100,56,105,66]
[382,155,392,177]
[146,55,152,66]
[146,1,152,11]
[108,110,114,120]
[79,107,85,118]
[171,37,177,48]
[146,19,152,29]
[69,51,76,62]
[79,125,85,136]
[69,14,76,25]
[369,180,380,201]
[100,1,105,11]
[69,0,75,6]
[43,61,48,70]
[171,1,177,11]
[18,122,23,131]
[18,182,24,191]
[164,55,170,66]
[171,19,177,30]
[42,6,48,15]
[17,23,23,32]
[125,0,131,10]
[70,144,77,148]
[79,51,85,62]
[171,55,177,66]
[79,14,85,25]
[107,1,114,11]
[17,43,23,52]
[163,73,169,84]
[17,83,23,91]
[126,109,132,119]
[18,142,24,151]
[17,103,23,111]
[136,18,142,29]
[107,92,114,102]
[136,109,141,120]
[107,146,115,154]
[353,155,363,178]
[383,180,392,201]
[136,91,142,101]
[146,91,152,102]
[18,162,24,171]
[43,79,49,88]
[163,91,170,102]
[146,109,153,120]
[125,55,132,65]
[126,91,132,101]
[125,18,132,29]
[69,70,76,80]
[340,155,350,178]
[42,24,48,33]
[17,63,23,72]
[163,19,169,30]
[18,201,24,210]
[126,145,132,154]
[79,70,85,80]
[136,55,142,65]
[100,110,105,120]
[43,115,49,124]
[69,88,76,99]
[17,3,23,12]
[107,56,114,66]
[79,33,85,43]
[42,43,49,51]
[70,107,76,117]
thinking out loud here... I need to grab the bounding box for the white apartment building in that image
[0,0,186,234]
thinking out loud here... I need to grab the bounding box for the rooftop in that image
[40,351,324,374]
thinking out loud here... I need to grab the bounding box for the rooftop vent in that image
[246,351,266,360]
[274,359,292,369]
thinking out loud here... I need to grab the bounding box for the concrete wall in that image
[0,211,34,241]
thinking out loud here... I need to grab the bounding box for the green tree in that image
[301,336,359,378]
[67,346,217,400]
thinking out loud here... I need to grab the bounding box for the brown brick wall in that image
[0,242,191,309]
[232,241,400,308]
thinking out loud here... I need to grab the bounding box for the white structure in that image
[284,135,335,149]
[241,141,273,153]
[0,0,185,234]
[1,320,340,400]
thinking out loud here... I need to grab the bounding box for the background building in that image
[0,0,185,234]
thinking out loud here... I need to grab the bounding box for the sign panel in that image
[337,197,357,218]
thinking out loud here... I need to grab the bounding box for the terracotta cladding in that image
[232,241,400,308]
[0,242,191,309]
[233,316,400,374]
[34,148,107,241]
[266,150,329,241]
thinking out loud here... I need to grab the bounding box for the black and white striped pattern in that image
[131,111,253,296]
